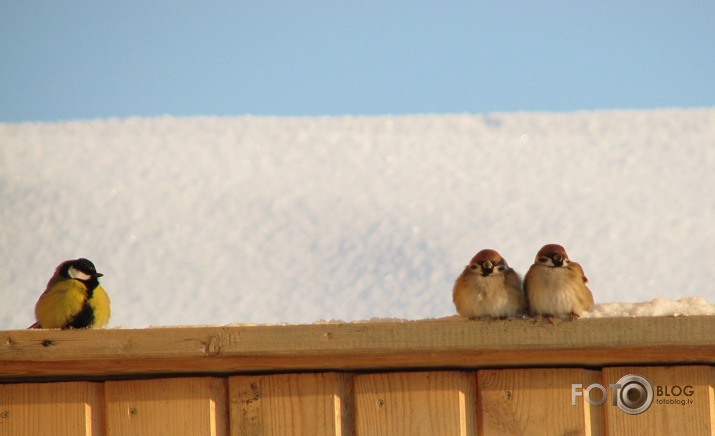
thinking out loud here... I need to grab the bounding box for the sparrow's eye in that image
[538,256,549,263]
[469,264,478,270]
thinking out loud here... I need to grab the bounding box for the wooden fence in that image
[1,317,714,435]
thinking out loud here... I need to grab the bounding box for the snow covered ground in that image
[1,108,714,329]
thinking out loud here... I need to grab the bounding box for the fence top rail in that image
[1,316,714,381]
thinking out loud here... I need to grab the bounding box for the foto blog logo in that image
[572,374,654,415]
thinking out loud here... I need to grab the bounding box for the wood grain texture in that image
[104,377,227,436]
[228,372,353,436]
[1,317,714,379]
[478,368,603,436]
[354,371,476,436]
[0,381,104,436]
[602,366,714,436]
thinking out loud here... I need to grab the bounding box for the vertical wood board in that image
[478,368,603,436]
[602,366,714,436]
[354,371,476,436]
[229,372,353,436]
[0,381,104,436]
[104,377,227,436]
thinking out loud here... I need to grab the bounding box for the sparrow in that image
[29,258,111,329]
[524,244,594,320]
[452,249,527,319]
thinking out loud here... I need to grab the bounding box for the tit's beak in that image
[94,273,104,278]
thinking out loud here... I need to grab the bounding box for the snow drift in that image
[1,108,713,328]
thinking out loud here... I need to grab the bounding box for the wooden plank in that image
[602,366,714,435]
[0,381,104,436]
[477,368,603,435]
[228,372,353,436]
[104,377,226,436]
[353,371,476,436]
[1,317,715,379]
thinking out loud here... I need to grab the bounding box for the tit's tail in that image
[28,321,41,329]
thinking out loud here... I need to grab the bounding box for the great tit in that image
[29,258,111,329]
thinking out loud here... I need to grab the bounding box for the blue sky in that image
[1,2,713,122]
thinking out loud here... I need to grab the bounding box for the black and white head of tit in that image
[60,258,104,282]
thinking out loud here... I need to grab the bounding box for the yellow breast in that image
[34,279,111,329]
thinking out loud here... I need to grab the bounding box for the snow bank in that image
[1,109,714,329]
[584,297,715,318]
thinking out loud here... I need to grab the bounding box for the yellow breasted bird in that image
[29,258,111,329]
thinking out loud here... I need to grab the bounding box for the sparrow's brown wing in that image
[570,262,595,307]
[570,261,589,283]
[522,264,538,298]
[505,268,527,313]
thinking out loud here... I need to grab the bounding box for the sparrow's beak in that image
[481,260,493,275]
[552,254,563,267]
